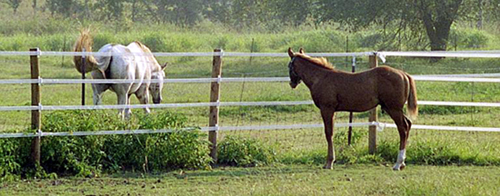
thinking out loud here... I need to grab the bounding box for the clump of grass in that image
[217,135,277,167]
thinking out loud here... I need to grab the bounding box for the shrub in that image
[0,110,212,180]
[449,29,491,49]
[281,30,345,52]
[43,34,72,51]
[93,33,116,49]
[0,138,23,181]
[142,33,167,52]
[218,136,276,167]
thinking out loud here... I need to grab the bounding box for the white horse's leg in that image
[125,94,132,119]
[93,84,111,105]
[92,84,105,105]
[114,83,132,120]
[136,87,150,114]
[91,72,108,105]
[116,93,128,119]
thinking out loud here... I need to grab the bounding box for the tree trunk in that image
[32,0,37,18]
[419,0,463,52]
[477,0,483,29]
[132,0,137,22]
[84,0,90,19]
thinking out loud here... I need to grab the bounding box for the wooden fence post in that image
[30,48,41,165]
[209,48,223,162]
[368,53,378,154]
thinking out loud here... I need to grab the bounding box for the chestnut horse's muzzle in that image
[289,81,299,89]
[288,57,301,89]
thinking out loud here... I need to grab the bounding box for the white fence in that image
[0,50,499,139]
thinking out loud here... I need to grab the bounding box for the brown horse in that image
[287,48,418,170]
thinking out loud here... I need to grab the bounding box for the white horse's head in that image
[150,62,167,104]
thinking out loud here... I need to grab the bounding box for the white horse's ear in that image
[288,47,294,58]
[299,48,304,54]
[161,62,168,70]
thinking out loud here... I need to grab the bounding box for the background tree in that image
[315,0,491,51]
[203,0,233,24]
[170,0,203,26]
[96,0,125,21]
[271,0,313,26]
[5,0,22,14]
[46,0,77,18]
[231,0,267,29]
[32,0,37,17]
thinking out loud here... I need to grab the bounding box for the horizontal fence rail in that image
[1,100,500,112]
[3,50,500,58]
[0,74,499,85]
[377,51,500,62]
[2,121,500,139]
[0,51,373,57]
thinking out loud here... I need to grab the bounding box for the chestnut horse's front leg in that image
[320,108,335,169]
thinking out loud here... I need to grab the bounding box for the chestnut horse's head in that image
[287,48,304,88]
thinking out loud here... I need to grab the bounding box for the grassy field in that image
[1,13,500,194]
[1,164,500,195]
[0,53,499,165]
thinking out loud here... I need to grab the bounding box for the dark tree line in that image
[4,0,500,51]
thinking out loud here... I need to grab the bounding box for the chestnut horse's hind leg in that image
[320,108,335,169]
[385,108,411,171]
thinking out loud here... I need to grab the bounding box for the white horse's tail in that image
[73,29,98,73]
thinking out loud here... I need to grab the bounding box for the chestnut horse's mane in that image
[295,53,335,70]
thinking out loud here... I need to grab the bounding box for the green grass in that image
[1,165,500,195]
[1,3,500,194]
[0,16,500,190]
[0,55,499,165]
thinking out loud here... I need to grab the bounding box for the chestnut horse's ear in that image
[299,48,304,54]
[288,47,294,58]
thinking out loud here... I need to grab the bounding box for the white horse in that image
[74,30,167,119]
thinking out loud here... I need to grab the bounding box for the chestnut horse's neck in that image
[294,56,337,88]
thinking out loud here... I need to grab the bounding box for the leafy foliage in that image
[0,110,212,181]
[217,136,276,167]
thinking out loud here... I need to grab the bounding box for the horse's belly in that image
[335,96,378,112]
[128,82,143,93]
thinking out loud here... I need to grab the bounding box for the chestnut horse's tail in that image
[406,73,418,120]
[73,29,98,73]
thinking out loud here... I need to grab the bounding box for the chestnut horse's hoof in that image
[323,165,332,169]
[392,163,406,171]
